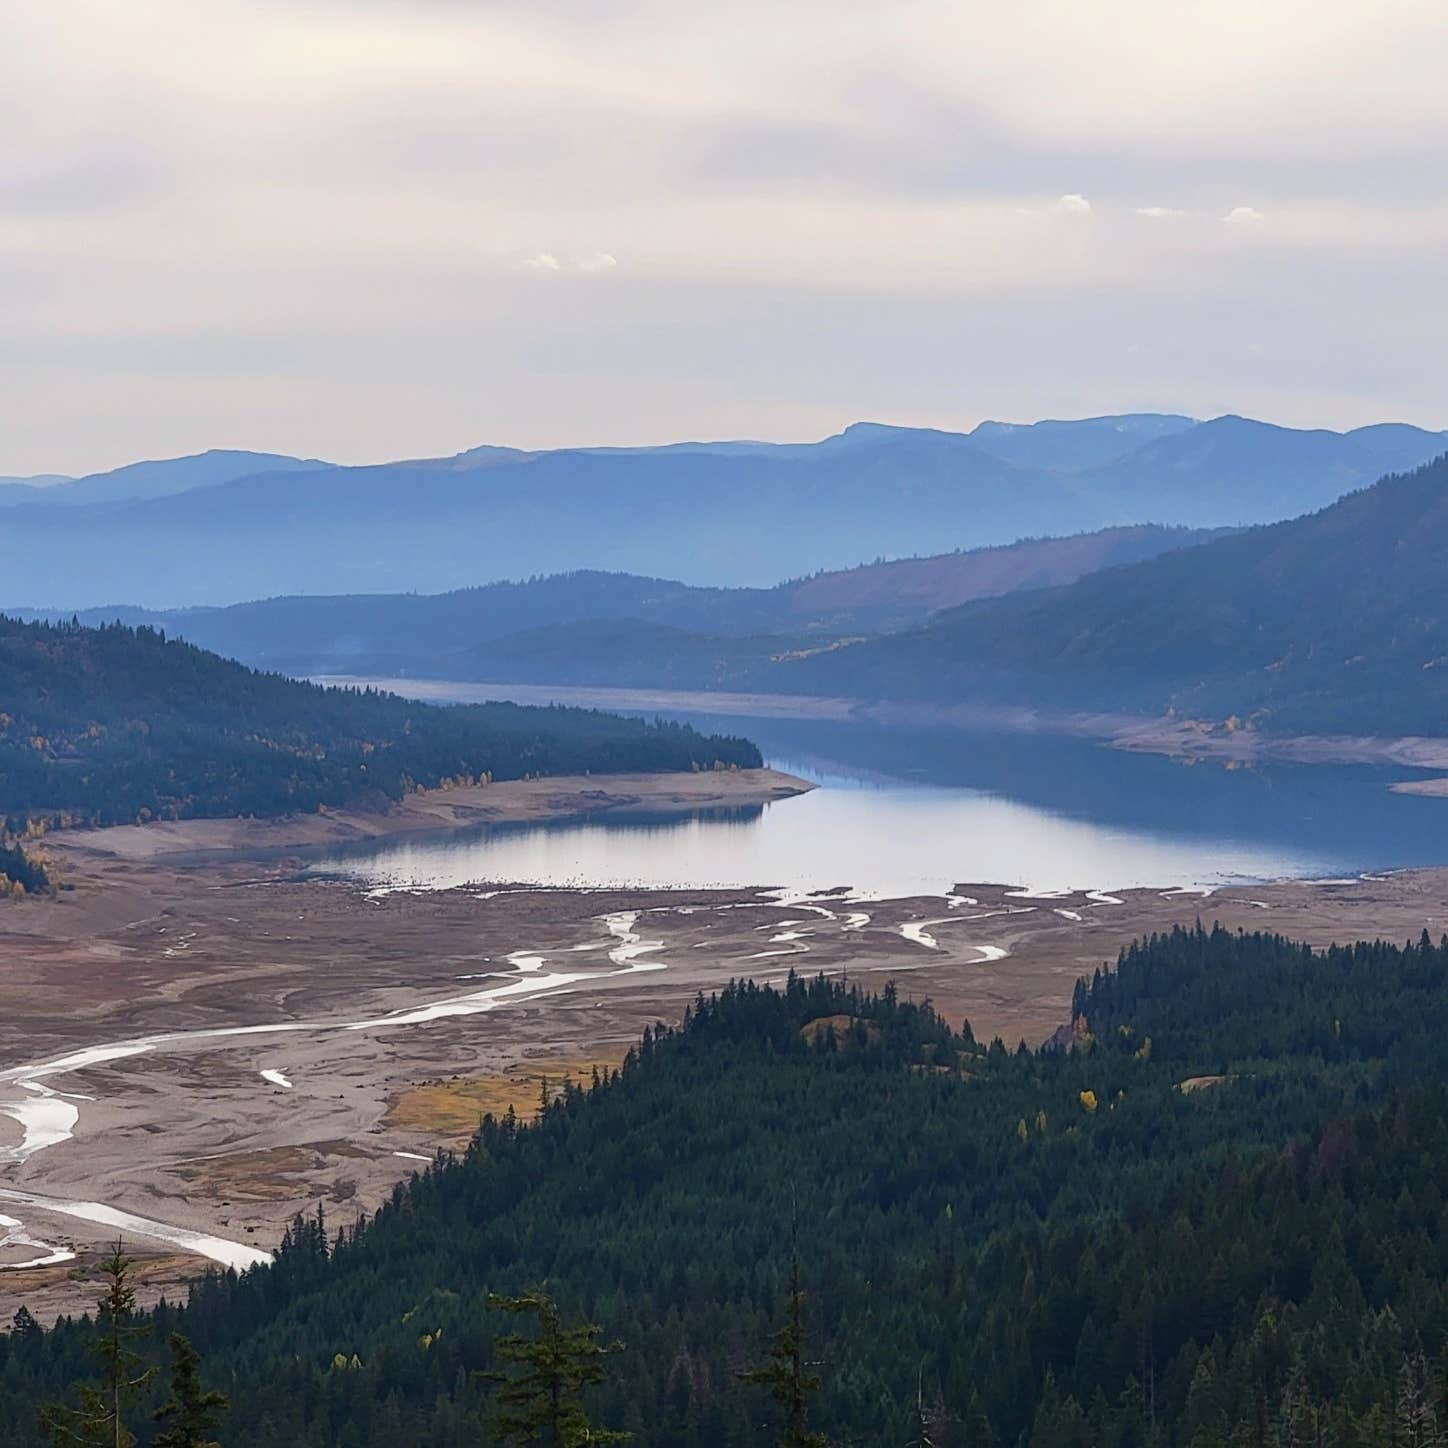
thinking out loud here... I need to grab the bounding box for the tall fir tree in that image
[38,1240,155,1448]
[739,1245,827,1448]
[483,1290,630,1447]
[153,1333,228,1448]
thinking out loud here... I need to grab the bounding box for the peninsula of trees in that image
[0,615,762,832]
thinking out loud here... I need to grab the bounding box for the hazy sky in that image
[5,0,1447,475]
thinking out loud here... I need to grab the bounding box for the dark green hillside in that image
[12,926,1448,1443]
[0,616,761,829]
[786,453,1448,734]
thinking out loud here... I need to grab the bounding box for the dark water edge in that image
[305,712,1448,898]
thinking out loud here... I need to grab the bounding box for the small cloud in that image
[1222,206,1265,226]
[1136,206,1187,220]
[522,253,561,271]
[1056,193,1092,216]
[576,252,618,273]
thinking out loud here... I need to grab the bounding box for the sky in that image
[4,0,1447,476]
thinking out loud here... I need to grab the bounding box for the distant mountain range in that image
[5,414,1443,608]
[0,449,332,509]
[31,525,1220,677]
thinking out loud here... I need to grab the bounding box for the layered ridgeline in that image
[0,616,760,830]
[10,928,1448,1444]
[0,449,333,508]
[34,525,1219,678]
[71,449,1448,740]
[4,415,1444,608]
[782,452,1448,735]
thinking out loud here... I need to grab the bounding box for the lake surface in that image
[311,714,1448,898]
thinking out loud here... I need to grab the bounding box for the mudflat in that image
[4,767,1448,1321]
[59,766,815,864]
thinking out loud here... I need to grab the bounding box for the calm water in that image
[311,716,1448,898]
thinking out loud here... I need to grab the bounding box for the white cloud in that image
[576,251,618,272]
[1222,206,1265,225]
[523,252,562,271]
[1056,193,1092,216]
[1136,205,1187,219]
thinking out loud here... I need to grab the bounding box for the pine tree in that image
[38,1239,156,1447]
[739,1247,827,1448]
[153,1333,228,1448]
[483,1289,630,1447]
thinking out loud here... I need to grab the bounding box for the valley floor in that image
[5,769,1448,1321]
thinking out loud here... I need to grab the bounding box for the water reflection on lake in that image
[311,718,1448,898]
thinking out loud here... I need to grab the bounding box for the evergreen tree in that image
[153,1334,228,1448]
[38,1240,155,1447]
[483,1290,630,1447]
[740,1247,827,1448]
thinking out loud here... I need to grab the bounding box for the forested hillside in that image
[784,453,1448,735]
[10,926,1448,1444]
[0,616,761,830]
[29,525,1217,679]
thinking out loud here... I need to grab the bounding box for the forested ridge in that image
[0,615,761,831]
[10,926,1448,1443]
[784,453,1448,736]
[25,526,1219,678]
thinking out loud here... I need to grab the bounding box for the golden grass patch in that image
[799,1014,881,1048]
[387,1054,628,1143]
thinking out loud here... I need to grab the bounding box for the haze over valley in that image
[7,412,1446,607]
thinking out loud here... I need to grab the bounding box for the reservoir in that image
[310,714,1448,898]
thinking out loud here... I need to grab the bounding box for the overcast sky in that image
[4,0,1447,475]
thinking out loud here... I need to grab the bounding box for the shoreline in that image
[315,676,1448,778]
[43,766,814,865]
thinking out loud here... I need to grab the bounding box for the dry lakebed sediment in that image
[5,766,1448,1319]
